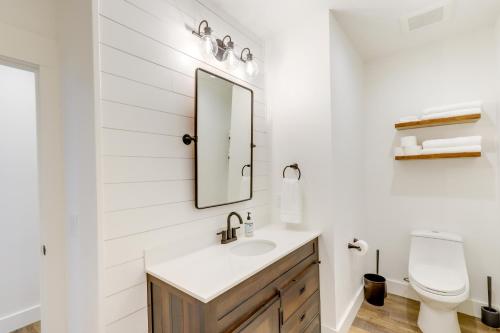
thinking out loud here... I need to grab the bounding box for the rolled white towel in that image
[393,147,404,156]
[422,136,482,149]
[421,145,482,155]
[404,145,422,156]
[422,101,483,115]
[421,108,482,120]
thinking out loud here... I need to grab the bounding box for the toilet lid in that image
[410,264,466,296]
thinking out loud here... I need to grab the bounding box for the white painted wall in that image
[266,9,370,332]
[0,2,67,332]
[329,13,367,330]
[97,0,270,331]
[0,0,58,40]
[266,8,338,332]
[0,64,40,332]
[363,24,500,315]
[57,0,101,332]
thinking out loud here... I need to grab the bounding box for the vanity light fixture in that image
[240,48,259,77]
[192,20,259,77]
[192,20,217,60]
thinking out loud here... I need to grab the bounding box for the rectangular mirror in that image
[195,68,254,209]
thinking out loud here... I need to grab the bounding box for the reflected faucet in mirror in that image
[217,212,243,244]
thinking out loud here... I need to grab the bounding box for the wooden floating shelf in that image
[395,152,481,160]
[395,114,481,130]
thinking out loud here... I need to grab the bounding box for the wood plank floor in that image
[10,321,40,333]
[350,294,500,333]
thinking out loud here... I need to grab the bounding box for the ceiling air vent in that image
[401,1,453,32]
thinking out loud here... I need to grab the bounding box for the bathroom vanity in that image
[149,68,322,332]
[146,226,321,333]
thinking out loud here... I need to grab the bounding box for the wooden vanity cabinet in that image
[231,295,281,333]
[147,238,320,333]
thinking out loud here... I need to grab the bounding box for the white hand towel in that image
[422,136,482,149]
[240,176,251,199]
[280,178,302,224]
[421,108,482,120]
[422,101,483,115]
[421,145,482,155]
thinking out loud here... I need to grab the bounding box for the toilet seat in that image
[410,263,466,296]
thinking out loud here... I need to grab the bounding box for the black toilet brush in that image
[481,276,500,328]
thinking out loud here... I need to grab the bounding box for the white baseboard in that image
[321,324,336,333]
[0,304,40,333]
[321,286,364,333]
[387,278,493,319]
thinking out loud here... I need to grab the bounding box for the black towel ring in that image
[282,163,301,180]
[241,164,251,176]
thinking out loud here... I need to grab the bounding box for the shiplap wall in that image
[97,0,270,331]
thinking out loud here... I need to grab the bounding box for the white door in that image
[0,62,41,332]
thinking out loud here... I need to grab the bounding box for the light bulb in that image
[246,58,259,77]
[225,48,239,71]
[200,34,216,59]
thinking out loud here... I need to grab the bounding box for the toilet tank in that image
[409,230,466,271]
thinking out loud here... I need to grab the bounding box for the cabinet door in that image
[231,296,280,333]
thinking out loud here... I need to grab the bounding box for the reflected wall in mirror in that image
[195,68,253,209]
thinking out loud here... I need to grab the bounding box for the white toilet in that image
[408,230,469,333]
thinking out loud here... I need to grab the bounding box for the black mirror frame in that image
[194,68,254,209]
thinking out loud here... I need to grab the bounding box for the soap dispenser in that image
[245,212,254,237]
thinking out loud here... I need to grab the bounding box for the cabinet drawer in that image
[280,262,319,322]
[282,291,320,333]
[303,315,321,333]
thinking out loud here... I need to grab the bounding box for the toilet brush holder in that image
[481,276,500,328]
[481,307,500,328]
[364,250,387,306]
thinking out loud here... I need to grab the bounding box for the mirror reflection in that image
[196,69,253,208]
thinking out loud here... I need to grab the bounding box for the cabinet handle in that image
[299,286,306,295]
[300,313,306,322]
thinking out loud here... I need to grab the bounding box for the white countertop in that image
[146,224,321,303]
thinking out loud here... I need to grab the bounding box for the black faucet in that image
[217,212,243,244]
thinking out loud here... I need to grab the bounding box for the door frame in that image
[0,40,67,333]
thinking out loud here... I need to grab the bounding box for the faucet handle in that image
[217,230,227,242]
[231,227,240,238]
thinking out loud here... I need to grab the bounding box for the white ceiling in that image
[205,0,500,60]
[334,0,500,60]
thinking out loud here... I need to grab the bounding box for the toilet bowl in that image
[409,230,469,333]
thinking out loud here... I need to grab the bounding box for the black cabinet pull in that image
[299,286,306,295]
[300,313,306,322]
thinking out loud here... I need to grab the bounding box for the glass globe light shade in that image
[245,57,259,77]
[225,48,239,71]
[200,26,216,60]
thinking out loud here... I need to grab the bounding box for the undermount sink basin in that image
[231,240,277,256]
